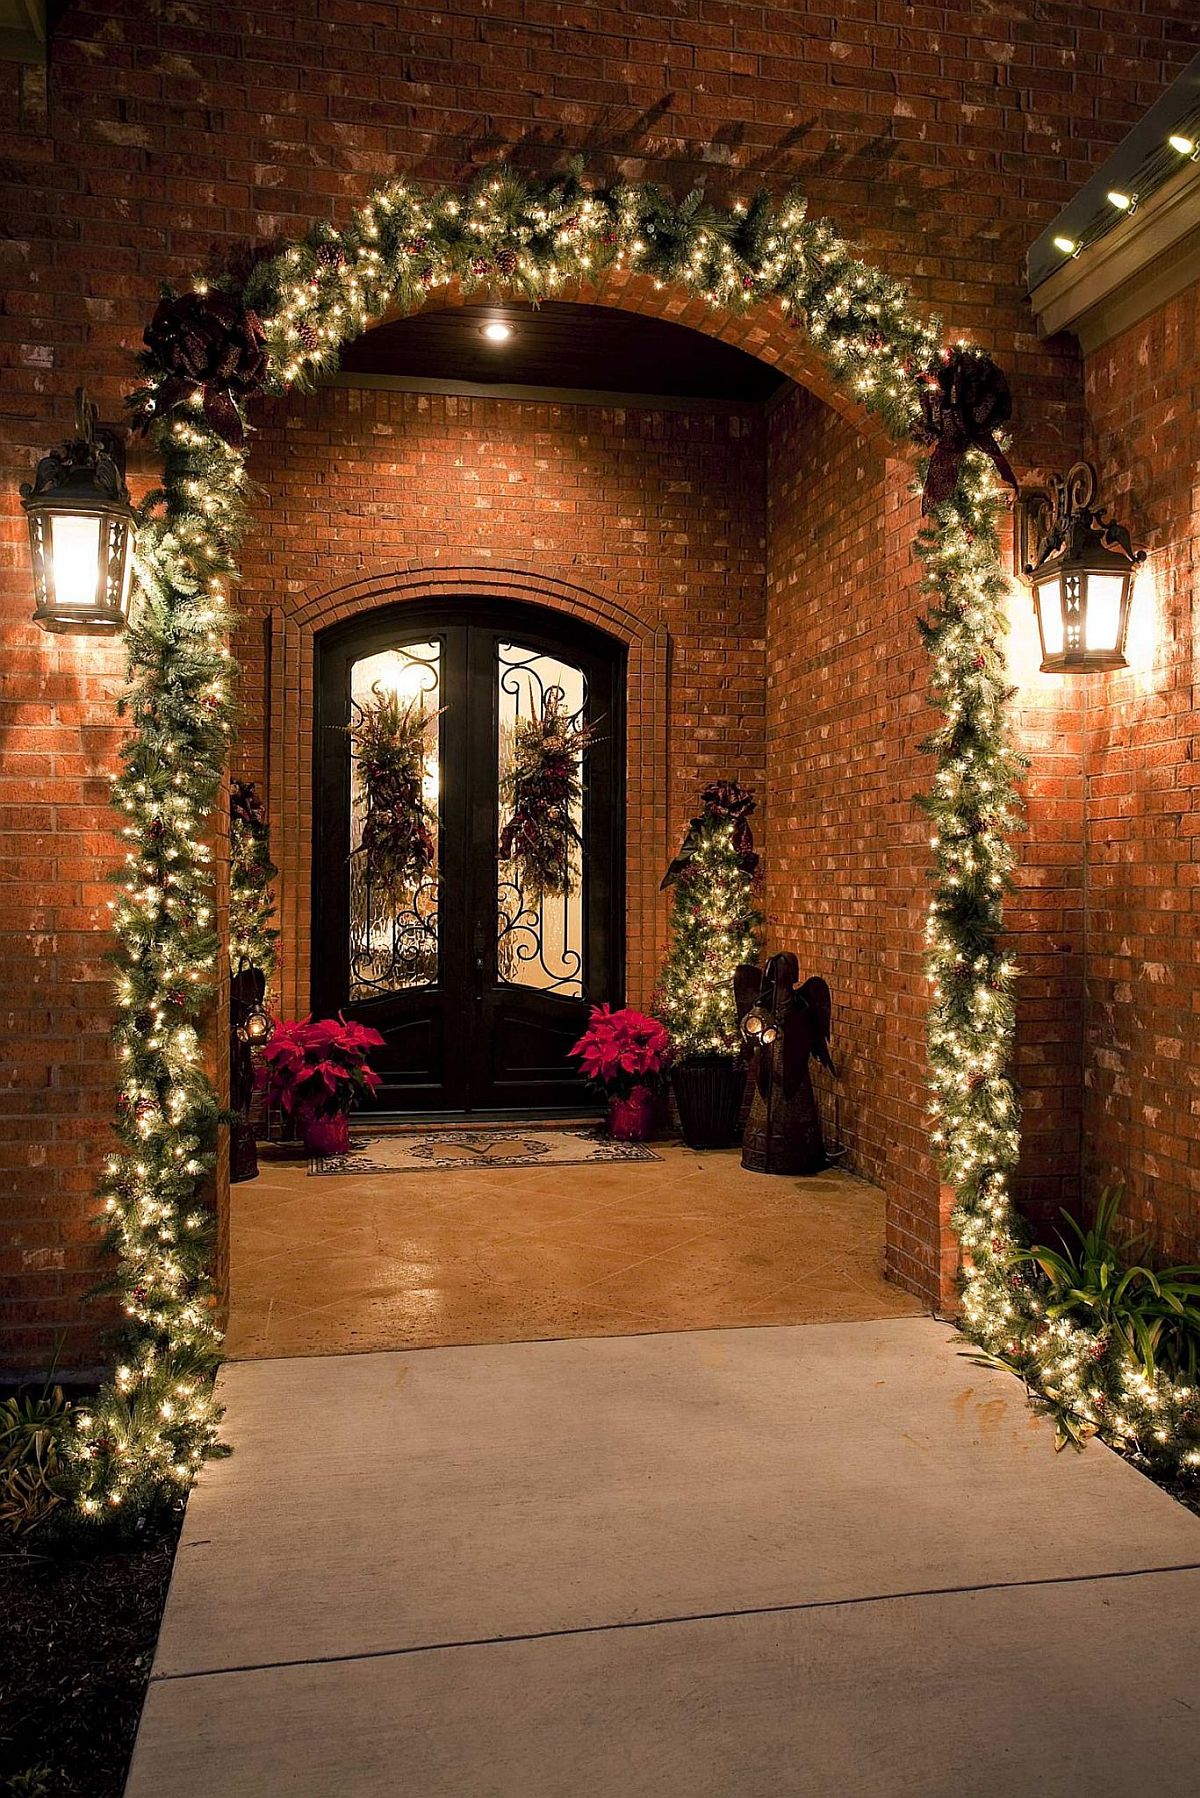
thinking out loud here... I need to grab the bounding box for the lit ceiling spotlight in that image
[1168,133,1197,157]
[1053,235,1078,256]
[481,318,513,343]
[1106,189,1135,211]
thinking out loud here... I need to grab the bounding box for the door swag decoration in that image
[349,686,441,908]
[498,685,595,900]
[59,155,1194,1536]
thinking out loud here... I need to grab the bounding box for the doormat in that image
[310,1127,660,1175]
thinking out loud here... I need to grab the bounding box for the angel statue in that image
[734,955,835,1175]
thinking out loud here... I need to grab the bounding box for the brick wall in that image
[1079,277,1200,1258]
[234,381,767,1015]
[766,386,938,1294]
[767,382,1097,1299]
[1,1,1194,1367]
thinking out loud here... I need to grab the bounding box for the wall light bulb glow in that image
[1052,236,1077,256]
[481,319,513,343]
[1107,189,1133,211]
[1168,134,1195,156]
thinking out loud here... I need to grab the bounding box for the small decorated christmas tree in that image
[656,782,763,1060]
[230,779,279,981]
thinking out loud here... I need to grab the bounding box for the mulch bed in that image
[0,1526,179,1797]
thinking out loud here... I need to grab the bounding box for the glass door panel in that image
[348,640,441,998]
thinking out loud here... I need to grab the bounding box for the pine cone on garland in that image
[496,248,518,276]
[140,289,268,448]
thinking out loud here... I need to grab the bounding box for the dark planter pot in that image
[607,1083,656,1142]
[230,1116,259,1184]
[671,1055,745,1151]
[301,1110,352,1158]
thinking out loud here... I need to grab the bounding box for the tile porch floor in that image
[223,1140,925,1359]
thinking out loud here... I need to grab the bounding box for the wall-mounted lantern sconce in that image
[1018,461,1145,673]
[21,388,137,635]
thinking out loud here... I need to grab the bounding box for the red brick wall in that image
[234,381,767,1015]
[767,384,1093,1301]
[1079,278,1200,1258]
[1,1,1194,1368]
[766,386,936,1293]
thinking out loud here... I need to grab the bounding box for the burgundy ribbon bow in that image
[140,290,268,448]
[230,779,267,829]
[662,781,759,888]
[917,347,1018,515]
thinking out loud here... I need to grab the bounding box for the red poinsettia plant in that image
[254,1014,385,1121]
[569,1004,672,1099]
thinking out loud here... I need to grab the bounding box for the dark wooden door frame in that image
[312,595,626,1116]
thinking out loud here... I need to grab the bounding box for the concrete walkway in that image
[126,1320,1200,1796]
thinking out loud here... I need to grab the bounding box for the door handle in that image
[475,952,486,1001]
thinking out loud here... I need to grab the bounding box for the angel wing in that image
[797,976,835,1076]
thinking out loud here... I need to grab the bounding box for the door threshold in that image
[363,1109,604,1134]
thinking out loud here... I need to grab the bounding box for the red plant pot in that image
[608,1083,656,1142]
[301,1110,351,1157]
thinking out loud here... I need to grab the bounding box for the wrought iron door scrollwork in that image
[496,640,588,1000]
[348,640,442,998]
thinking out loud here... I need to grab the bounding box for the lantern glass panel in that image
[49,513,102,612]
[1036,575,1064,657]
[109,519,134,620]
[1084,572,1126,653]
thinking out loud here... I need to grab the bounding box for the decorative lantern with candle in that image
[21,388,137,635]
[1023,462,1145,673]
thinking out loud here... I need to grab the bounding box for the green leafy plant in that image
[0,1384,74,1541]
[6,1769,53,1797]
[1018,1187,1200,1380]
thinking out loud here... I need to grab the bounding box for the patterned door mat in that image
[310,1127,660,1175]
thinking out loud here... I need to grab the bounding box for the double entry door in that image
[313,599,625,1113]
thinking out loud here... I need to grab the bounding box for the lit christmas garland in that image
[70,162,1196,1526]
[916,463,1200,1474]
[69,410,244,1519]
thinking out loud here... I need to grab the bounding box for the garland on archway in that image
[66,162,1198,1525]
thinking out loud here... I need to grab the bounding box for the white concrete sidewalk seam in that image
[147,1556,1200,1684]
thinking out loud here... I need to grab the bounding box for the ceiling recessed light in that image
[481,319,513,343]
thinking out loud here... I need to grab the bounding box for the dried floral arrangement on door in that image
[350,686,440,908]
[499,685,595,900]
